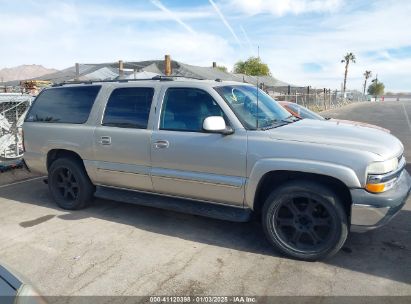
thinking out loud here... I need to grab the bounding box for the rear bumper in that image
[350,169,411,232]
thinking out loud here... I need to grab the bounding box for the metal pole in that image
[328,89,331,109]
[15,107,19,156]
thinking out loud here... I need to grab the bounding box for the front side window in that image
[102,87,154,129]
[214,85,292,130]
[160,88,225,132]
[25,86,101,124]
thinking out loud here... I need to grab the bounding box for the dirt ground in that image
[0,167,39,186]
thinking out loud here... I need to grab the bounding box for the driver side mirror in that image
[203,116,234,135]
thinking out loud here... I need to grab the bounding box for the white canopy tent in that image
[125,71,160,80]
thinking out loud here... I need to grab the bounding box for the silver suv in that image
[23,77,411,261]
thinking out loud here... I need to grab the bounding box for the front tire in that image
[262,180,348,261]
[48,157,94,210]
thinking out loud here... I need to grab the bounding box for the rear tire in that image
[48,157,94,210]
[262,180,348,261]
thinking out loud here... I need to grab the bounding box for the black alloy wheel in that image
[262,180,348,261]
[48,157,94,210]
[273,195,334,252]
[54,167,79,201]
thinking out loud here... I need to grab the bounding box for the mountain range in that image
[0,64,58,82]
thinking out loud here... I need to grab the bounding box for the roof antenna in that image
[256,45,260,129]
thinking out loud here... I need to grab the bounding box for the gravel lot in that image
[0,101,410,299]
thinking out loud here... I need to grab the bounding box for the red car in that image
[279,101,390,133]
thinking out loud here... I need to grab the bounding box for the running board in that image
[95,186,252,222]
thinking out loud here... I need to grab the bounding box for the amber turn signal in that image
[365,183,385,193]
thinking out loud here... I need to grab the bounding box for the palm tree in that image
[363,70,372,96]
[341,52,356,95]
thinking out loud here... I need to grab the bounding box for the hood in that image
[268,119,403,159]
[330,119,390,133]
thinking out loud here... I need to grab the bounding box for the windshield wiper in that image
[282,115,301,122]
[260,119,289,130]
[259,115,301,130]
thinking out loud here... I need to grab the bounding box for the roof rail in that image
[52,78,156,87]
[52,75,205,87]
[152,75,205,81]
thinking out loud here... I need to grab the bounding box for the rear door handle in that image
[153,140,169,149]
[100,136,111,145]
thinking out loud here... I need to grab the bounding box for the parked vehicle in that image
[279,101,390,133]
[23,78,410,261]
[0,263,46,304]
[279,101,325,120]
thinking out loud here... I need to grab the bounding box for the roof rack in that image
[52,75,205,87]
[151,75,205,81]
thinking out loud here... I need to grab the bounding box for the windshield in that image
[214,85,292,130]
[286,103,325,120]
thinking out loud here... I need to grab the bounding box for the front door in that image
[151,87,247,206]
[92,87,155,191]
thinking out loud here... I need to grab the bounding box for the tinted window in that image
[25,86,101,123]
[102,87,154,129]
[160,88,225,132]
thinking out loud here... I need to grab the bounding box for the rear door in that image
[92,86,155,191]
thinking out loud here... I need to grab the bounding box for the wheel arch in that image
[250,170,353,219]
[47,149,85,171]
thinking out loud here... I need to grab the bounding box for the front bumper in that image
[350,169,411,232]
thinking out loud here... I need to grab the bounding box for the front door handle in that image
[100,136,111,145]
[153,140,169,149]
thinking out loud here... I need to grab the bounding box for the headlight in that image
[366,157,400,193]
[367,158,398,174]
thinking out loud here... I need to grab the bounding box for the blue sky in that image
[1,0,411,92]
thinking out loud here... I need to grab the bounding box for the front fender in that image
[245,158,361,209]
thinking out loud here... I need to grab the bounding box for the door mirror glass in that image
[203,116,233,135]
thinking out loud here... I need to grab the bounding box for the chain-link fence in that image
[269,89,366,112]
[0,94,33,165]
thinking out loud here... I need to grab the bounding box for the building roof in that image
[6,60,291,88]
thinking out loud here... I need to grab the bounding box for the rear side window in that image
[25,86,101,123]
[102,87,154,129]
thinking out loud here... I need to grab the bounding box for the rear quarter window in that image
[25,86,101,124]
